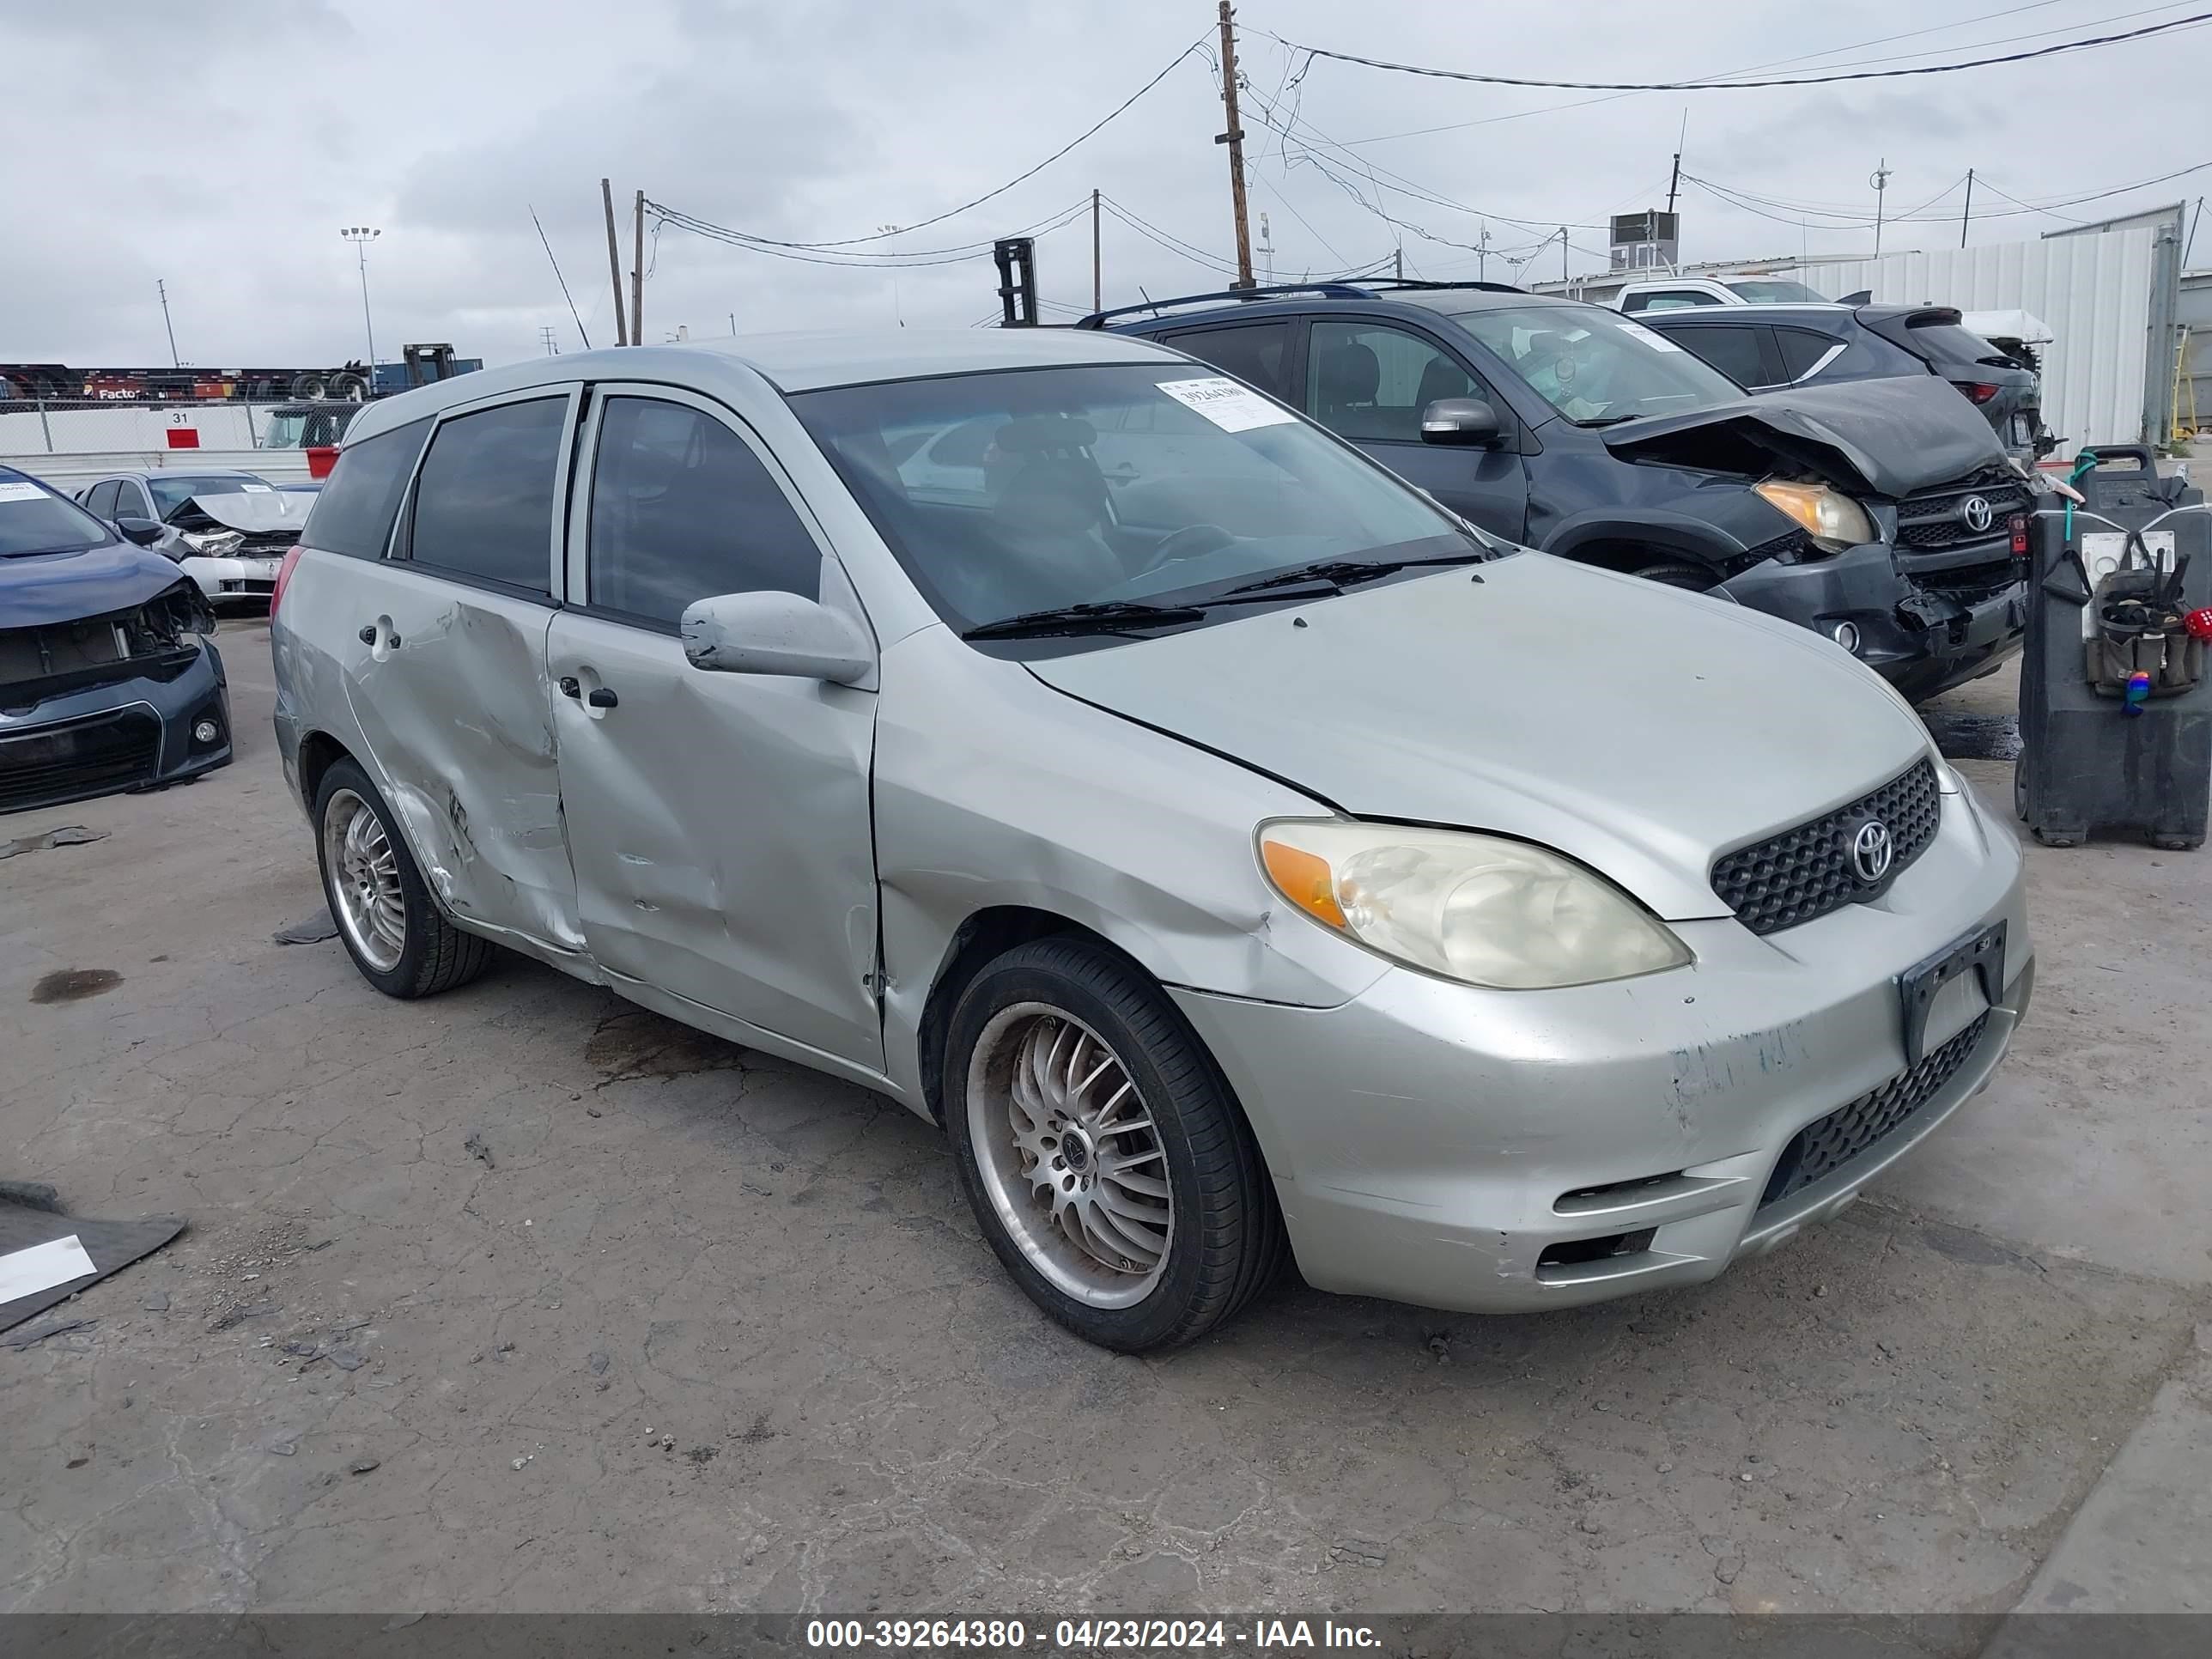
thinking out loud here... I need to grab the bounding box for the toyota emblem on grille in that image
[1849,819,1894,884]
[1957,495,1994,533]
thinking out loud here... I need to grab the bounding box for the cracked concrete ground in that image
[2,621,2206,1615]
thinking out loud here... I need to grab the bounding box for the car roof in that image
[1109,286,1594,332]
[336,329,1187,447]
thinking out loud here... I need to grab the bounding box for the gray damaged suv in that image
[270,329,2033,1350]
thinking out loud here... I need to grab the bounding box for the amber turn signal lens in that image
[1261,839,1346,929]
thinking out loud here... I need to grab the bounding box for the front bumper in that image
[1171,779,2032,1316]
[182,552,286,605]
[1719,539,2025,702]
[0,640,232,816]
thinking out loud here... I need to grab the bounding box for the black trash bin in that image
[2015,446,2212,848]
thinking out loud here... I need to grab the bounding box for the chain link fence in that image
[0,397,368,456]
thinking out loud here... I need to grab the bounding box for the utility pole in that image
[1561,227,1570,288]
[1394,246,1404,281]
[1257,212,1273,284]
[1092,188,1103,313]
[631,190,646,348]
[1666,110,1687,216]
[1475,224,1492,283]
[1870,158,1893,259]
[538,325,561,356]
[601,179,628,346]
[340,227,380,368]
[157,280,179,368]
[1960,168,1974,248]
[1215,0,1255,289]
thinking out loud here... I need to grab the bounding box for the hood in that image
[173,489,313,535]
[1602,375,2008,500]
[0,540,204,627]
[1024,556,1932,921]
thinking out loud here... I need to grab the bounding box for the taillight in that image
[2009,514,2028,556]
[1961,381,2001,404]
[270,544,305,617]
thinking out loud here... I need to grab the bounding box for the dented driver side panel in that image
[332,557,581,951]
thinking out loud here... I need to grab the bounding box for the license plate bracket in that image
[1897,920,2007,1066]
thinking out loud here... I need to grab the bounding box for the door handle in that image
[586,686,619,709]
[557,676,581,698]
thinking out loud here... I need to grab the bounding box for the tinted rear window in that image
[303,416,431,561]
[1904,323,2013,368]
[407,398,568,594]
[1161,321,1293,398]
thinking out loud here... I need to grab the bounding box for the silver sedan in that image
[270,327,2031,1350]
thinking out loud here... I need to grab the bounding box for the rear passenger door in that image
[1300,318,1530,542]
[545,386,882,1070]
[335,388,586,953]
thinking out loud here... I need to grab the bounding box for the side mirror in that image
[1419,398,1504,447]
[114,516,167,547]
[680,590,874,685]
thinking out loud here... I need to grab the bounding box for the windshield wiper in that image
[1220,551,1487,598]
[960,599,1208,641]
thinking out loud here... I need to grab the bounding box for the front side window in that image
[1304,321,1494,445]
[586,397,820,628]
[1453,304,1744,426]
[304,417,433,562]
[84,481,119,518]
[792,363,1490,648]
[115,481,155,518]
[407,398,567,593]
[1161,321,1292,399]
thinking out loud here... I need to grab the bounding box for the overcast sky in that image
[5,0,2203,371]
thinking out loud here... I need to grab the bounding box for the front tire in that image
[1636,560,1717,591]
[313,758,495,999]
[944,936,1283,1352]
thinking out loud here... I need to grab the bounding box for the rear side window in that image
[1776,327,1843,380]
[1160,322,1292,398]
[1666,324,1770,388]
[406,398,567,593]
[586,397,819,628]
[304,416,431,561]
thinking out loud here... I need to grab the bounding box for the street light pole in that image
[340,227,381,368]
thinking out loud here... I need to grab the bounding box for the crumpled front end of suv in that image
[1609,378,2030,701]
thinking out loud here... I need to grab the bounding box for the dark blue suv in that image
[1090,281,2029,702]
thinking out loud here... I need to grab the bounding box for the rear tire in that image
[313,758,495,999]
[944,936,1284,1352]
[291,372,329,400]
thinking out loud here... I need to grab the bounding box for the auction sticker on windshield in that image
[0,483,46,504]
[1158,376,1297,433]
[1617,320,1685,352]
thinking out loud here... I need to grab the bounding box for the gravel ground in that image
[1,618,2204,1616]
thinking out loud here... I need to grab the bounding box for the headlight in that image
[1753,481,1875,552]
[182,529,245,556]
[1258,820,1692,989]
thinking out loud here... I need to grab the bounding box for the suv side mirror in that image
[680,590,874,685]
[113,516,167,548]
[1419,398,1503,447]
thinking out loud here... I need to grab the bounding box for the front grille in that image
[0,707,161,812]
[1895,470,2029,553]
[1759,1013,1990,1208]
[1914,557,2020,601]
[1711,757,1942,935]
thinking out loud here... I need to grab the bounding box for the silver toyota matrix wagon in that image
[270,328,2032,1351]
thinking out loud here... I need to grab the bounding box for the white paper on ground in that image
[0,1234,99,1304]
[1157,376,1297,433]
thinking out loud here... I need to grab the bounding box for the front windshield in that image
[1452,304,1745,426]
[149,475,267,515]
[0,477,112,556]
[791,363,1491,640]
[1724,279,1828,303]
[262,412,308,448]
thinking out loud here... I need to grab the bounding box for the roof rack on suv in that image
[1075,277,1525,330]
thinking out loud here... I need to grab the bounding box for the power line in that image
[1686,159,2212,233]
[1265,12,2212,94]
[653,198,1093,268]
[647,39,1206,255]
